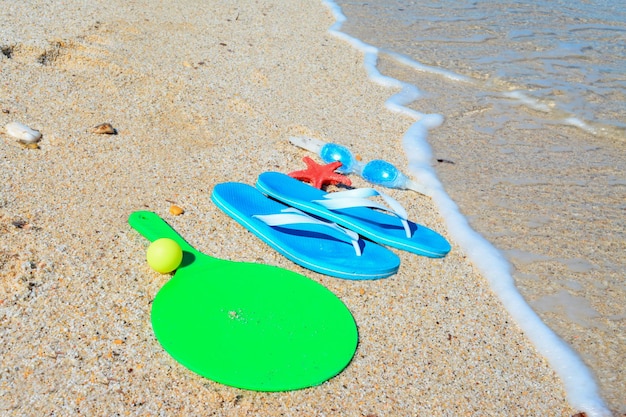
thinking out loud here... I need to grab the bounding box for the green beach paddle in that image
[128,211,358,391]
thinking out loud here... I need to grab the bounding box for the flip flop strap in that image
[253,208,362,256]
[314,188,412,238]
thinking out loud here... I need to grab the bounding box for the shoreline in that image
[0,0,619,415]
[324,2,618,415]
[334,2,625,414]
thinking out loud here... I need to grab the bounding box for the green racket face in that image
[151,257,358,391]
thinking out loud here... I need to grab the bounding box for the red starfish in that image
[288,156,352,189]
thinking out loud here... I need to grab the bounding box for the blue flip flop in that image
[256,172,451,258]
[211,182,400,280]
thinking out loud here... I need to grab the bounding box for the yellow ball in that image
[146,238,183,274]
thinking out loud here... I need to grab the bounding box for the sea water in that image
[333,0,626,138]
[322,1,625,416]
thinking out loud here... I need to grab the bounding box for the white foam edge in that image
[383,49,474,84]
[500,90,602,136]
[320,1,611,415]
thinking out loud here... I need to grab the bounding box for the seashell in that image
[19,142,40,149]
[92,123,116,134]
[5,122,42,144]
[169,205,184,216]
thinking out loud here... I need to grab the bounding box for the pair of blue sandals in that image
[211,172,451,280]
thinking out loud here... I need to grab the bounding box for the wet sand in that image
[0,0,616,415]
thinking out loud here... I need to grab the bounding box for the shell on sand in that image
[92,123,116,134]
[169,205,184,216]
[5,122,42,144]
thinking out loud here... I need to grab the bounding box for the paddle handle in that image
[128,211,199,255]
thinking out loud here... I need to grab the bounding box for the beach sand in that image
[0,0,618,415]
